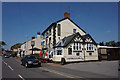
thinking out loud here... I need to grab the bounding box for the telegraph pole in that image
[25,35,28,55]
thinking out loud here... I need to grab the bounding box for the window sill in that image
[73,50,82,52]
[86,51,94,52]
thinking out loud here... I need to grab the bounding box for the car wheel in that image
[38,64,41,67]
[61,58,66,65]
[25,63,28,68]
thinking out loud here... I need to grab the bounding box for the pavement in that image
[2,56,119,80]
[62,61,119,77]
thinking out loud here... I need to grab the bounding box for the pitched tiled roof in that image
[54,33,97,48]
[54,32,81,48]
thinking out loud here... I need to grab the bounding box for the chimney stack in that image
[32,36,35,39]
[64,12,70,18]
[37,32,40,38]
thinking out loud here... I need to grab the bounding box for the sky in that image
[2,2,118,50]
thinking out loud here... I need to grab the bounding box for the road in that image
[2,57,119,80]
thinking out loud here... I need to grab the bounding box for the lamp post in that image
[31,41,35,55]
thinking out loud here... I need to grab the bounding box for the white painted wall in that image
[21,35,42,55]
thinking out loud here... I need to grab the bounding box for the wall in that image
[21,36,42,55]
[85,45,98,61]
[42,18,86,49]
[57,19,86,39]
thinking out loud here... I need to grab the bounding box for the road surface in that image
[2,57,118,80]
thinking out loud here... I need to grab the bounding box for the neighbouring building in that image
[98,46,120,60]
[42,12,98,63]
[21,32,43,56]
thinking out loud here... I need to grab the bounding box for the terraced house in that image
[42,12,98,64]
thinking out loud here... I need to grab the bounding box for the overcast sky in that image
[2,2,118,50]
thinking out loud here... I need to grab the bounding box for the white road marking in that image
[3,61,7,65]
[18,74,25,80]
[3,60,14,71]
[8,65,14,71]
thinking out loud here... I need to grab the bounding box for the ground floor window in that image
[57,50,62,55]
[86,43,94,51]
[73,42,82,51]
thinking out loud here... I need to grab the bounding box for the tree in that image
[0,41,6,53]
[99,42,104,46]
[105,42,110,46]
[0,41,6,46]
[117,41,120,47]
[0,41,6,49]
[109,41,116,47]
[105,41,120,47]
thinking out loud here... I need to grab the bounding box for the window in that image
[78,43,82,51]
[73,43,75,50]
[46,39,47,46]
[57,24,61,36]
[68,48,72,55]
[46,32,48,38]
[49,37,51,47]
[73,29,76,34]
[57,50,62,55]
[76,43,78,50]
[43,34,45,39]
[49,29,51,36]
[73,42,82,51]
[86,43,94,51]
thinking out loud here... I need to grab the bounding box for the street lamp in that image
[31,41,35,55]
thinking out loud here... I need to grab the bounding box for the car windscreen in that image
[27,56,36,59]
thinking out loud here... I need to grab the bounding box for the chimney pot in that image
[32,36,35,39]
[64,12,70,18]
[37,32,40,38]
[37,32,40,35]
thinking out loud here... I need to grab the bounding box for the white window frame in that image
[73,42,82,51]
[75,43,77,50]
[86,43,94,51]
[55,48,63,55]
[78,43,82,51]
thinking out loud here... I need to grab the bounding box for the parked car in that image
[4,53,12,58]
[21,55,41,68]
